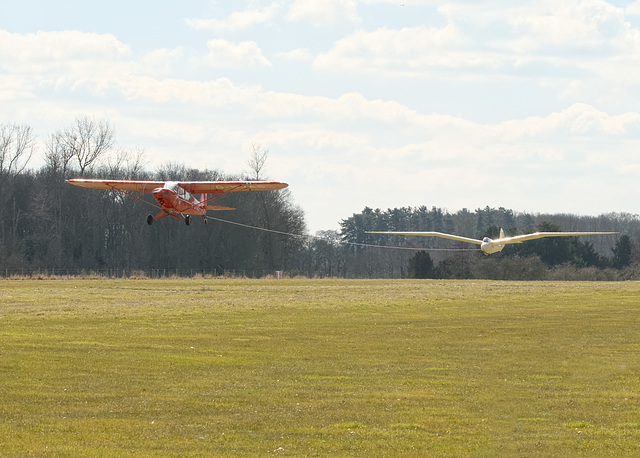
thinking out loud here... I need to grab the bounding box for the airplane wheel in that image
[185,215,191,226]
[147,215,154,225]
[203,217,207,224]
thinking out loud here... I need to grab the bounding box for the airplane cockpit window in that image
[165,182,179,193]
[164,182,191,200]
[483,237,490,243]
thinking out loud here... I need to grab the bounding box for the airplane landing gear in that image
[203,216,207,224]
[185,215,191,226]
[147,215,154,225]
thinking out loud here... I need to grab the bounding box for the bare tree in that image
[0,123,35,175]
[107,147,148,179]
[0,124,35,247]
[61,116,115,175]
[44,132,74,175]
[247,143,269,180]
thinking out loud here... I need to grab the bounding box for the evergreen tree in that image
[407,251,436,279]
[611,235,632,269]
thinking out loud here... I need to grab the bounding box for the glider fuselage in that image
[480,237,506,255]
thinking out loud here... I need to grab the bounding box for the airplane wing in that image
[178,181,288,194]
[66,179,288,194]
[496,231,618,245]
[66,179,164,193]
[206,205,236,211]
[366,231,483,245]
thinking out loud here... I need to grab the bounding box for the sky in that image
[2,0,640,233]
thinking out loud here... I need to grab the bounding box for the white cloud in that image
[101,75,639,163]
[498,104,640,139]
[115,77,263,107]
[276,48,313,62]
[0,30,187,98]
[0,30,130,64]
[204,39,271,68]
[251,127,370,153]
[504,0,626,53]
[0,74,35,102]
[287,0,359,24]
[249,90,417,123]
[137,48,184,76]
[0,30,135,101]
[313,25,485,76]
[311,0,640,114]
[3,28,637,149]
[185,3,281,32]
[627,1,640,15]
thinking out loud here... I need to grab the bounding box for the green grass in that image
[1,278,640,456]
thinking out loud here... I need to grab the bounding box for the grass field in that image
[1,278,640,456]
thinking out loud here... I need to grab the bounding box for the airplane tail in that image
[500,228,505,239]
[202,193,235,211]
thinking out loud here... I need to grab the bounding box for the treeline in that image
[0,118,306,276]
[2,118,640,280]
[334,206,640,280]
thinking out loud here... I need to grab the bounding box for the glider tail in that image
[500,228,505,239]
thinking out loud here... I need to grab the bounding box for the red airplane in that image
[67,178,288,225]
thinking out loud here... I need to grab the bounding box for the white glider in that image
[366,228,618,255]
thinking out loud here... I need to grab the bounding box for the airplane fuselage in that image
[152,182,206,216]
[148,181,211,225]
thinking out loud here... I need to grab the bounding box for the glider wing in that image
[497,231,618,245]
[366,231,483,245]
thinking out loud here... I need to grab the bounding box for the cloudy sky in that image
[2,0,640,232]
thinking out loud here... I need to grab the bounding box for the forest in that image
[2,117,640,280]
